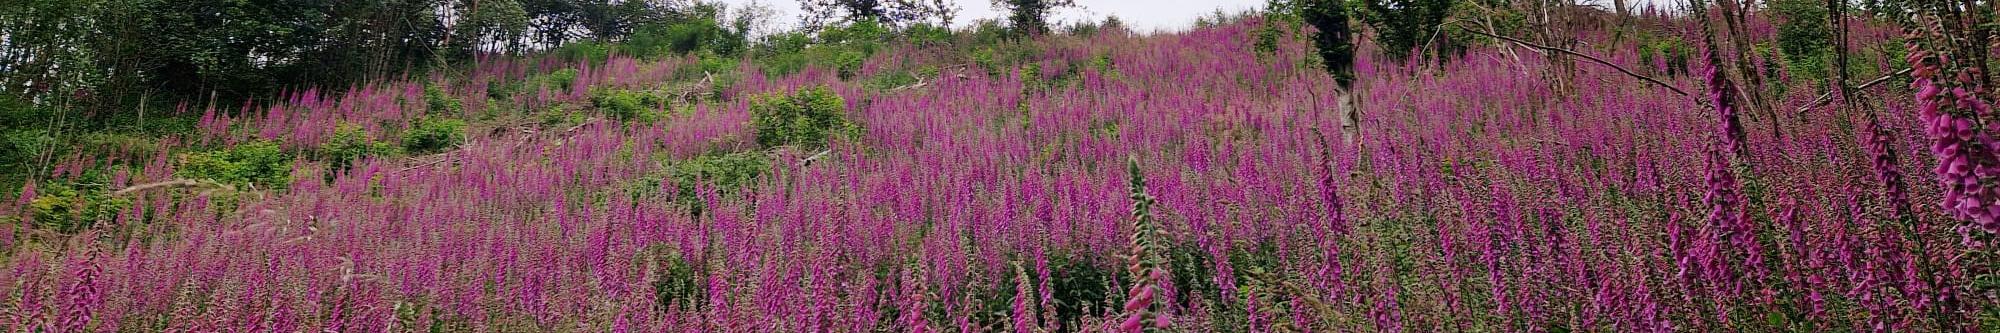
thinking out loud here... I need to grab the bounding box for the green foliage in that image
[590,89,669,122]
[0,96,56,180]
[1637,35,1696,77]
[1771,0,1833,82]
[904,23,955,46]
[547,68,584,92]
[25,180,131,234]
[452,0,532,54]
[867,70,923,90]
[1046,252,1119,329]
[1350,0,1462,62]
[402,117,466,154]
[320,124,395,172]
[650,248,706,311]
[752,21,892,78]
[639,150,771,217]
[834,50,870,80]
[996,0,1078,36]
[751,86,858,148]
[425,83,464,115]
[622,5,748,59]
[1295,0,1358,85]
[817,19,890,49]
[554,41,613,64]
[179,141,294,189]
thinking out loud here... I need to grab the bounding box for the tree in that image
[801,0,959,31]
[1351,0,1458,62]
[451,0,534,55]
[1296,0,1361,142]
[994,0,1077,36]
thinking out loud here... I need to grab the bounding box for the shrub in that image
[625,13,747,59]
[179,141,294,189]
[0,95,54,176]
[425,83,464,115]
[402,117,466,155]
[547,68,583,92]
[750,86,858,148]
[1771,0,1832,82]
[651,249,706,311]
[833,50,869,79]
[1046,252,1119,329]
[904,23,955,46]
[321,124,394,172]
[637,151,770,217]
[553,41,611,64]
[867,70,922,90]
[590,89,669,122]
[26,180,130,233]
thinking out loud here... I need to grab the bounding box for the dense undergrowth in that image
[2,6,1998,333]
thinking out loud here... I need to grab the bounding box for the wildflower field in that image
[5,6,2000,333]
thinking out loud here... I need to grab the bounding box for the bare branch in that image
[110,179,214,196]
[1793,67,1914,115]
[1455,24,1693,97]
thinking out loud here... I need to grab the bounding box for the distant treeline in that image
[0,0,778,110]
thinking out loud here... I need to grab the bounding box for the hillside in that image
[5,3,2000,333]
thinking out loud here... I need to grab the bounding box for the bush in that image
[625,15,747,59]
[832,50,869,79]
[0,95,55,176]
[590,89,669,122]
[1771,0,1832,82]
[553,41,612,64]
[650,249,706,311]
[179,141,294,189]
[547,68,583,92]
[425,83,463,115]
[402,117,466,155]
[26,180,130,233]
[321,124,394,172]
[636,151,770,217]
[750,86,858,148]
[904,23,955,46]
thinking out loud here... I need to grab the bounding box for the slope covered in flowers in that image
[5,14,1995,332]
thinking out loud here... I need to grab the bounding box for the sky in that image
[712,0,1272,34]
[712,0,1674,35]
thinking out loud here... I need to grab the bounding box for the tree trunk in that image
[1337,85,1359,143]
[1713,0,1781,140]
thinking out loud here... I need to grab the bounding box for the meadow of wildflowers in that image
[4,10,1998,333]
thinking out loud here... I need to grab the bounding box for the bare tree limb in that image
[1455,24,1693,97]
[1793,67,1913,115]
[110,179,216,196]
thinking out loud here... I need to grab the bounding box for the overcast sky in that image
[713,0,1673,34]
[713,0,1270,34]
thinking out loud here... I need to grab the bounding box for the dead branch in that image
[111,179,210,196]
[562,118,599,134]
[801,149,833,166]
[1455,24,1693,97]
[1793,67,1913,115]
[890,75,930,91]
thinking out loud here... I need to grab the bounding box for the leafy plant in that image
[590,89,669,122]
[643,151,771,217]
[425,82,464,115]
[1771,0,1832,82]
[25,180,130,233]
[402,117,466,155]
[750,86,859,148]
[547,68,584,92]
[179,141,294,189]
[320,124,394,173]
